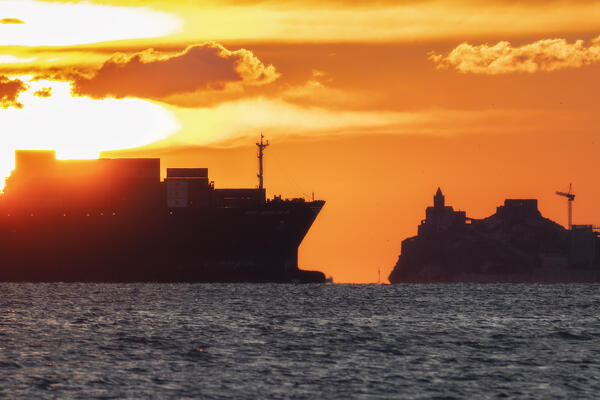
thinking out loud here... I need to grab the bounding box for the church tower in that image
[434,187,445,208]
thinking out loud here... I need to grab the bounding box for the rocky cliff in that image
[389,192,600,283]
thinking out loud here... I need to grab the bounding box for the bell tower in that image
[434,187,445,208]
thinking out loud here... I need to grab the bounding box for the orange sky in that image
[1,0,600,282]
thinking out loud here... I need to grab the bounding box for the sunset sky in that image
[1,0,600,282]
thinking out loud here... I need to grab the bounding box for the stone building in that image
[417,188,467,236]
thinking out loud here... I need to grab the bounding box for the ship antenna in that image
[257,133,269,190]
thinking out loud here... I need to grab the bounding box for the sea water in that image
[1,283,599,399]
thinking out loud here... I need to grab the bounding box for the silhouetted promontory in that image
[389,189,600,283]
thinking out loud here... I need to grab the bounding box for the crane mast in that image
[257,134,269,190]
[555,183,575,230]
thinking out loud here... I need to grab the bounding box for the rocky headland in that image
[389,189,600,283]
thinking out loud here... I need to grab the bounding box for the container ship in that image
[0,137,326,283]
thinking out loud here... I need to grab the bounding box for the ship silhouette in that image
[0,137,326,283]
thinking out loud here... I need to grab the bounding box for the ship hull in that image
[0,201,326,283]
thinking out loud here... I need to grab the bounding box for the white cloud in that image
[430,36,600,74]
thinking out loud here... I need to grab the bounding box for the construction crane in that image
[256,134,269,190]
[556,183,575,230]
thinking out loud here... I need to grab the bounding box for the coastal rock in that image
[389,189,600,283]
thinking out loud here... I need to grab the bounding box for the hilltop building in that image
[570,225,600,268]
[496,199,541,223]
[417,188,467,236]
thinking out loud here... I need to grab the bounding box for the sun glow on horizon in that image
[0,79,180,188]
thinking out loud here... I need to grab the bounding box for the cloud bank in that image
[0,75,27,108]
[430,37,600,74]
[72,43,279,102]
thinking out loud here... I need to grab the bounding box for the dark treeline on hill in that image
[389,189,600,283]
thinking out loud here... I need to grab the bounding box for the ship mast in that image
[257,134,269,190]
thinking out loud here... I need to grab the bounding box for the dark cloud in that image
[0,75,27,108]
[0,18,24,24]
[34,87,52,98]
[72,42,279,101]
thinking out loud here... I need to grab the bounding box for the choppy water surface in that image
[1,284,599,399]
